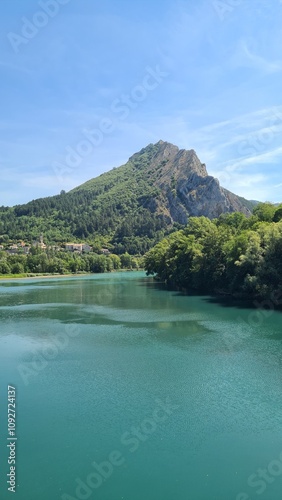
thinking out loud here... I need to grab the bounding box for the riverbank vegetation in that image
[144,203,282,300]
[0,248,142,276]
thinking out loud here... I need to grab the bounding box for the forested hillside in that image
[144,203,282,301]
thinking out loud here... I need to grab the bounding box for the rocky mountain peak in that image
[130,141,208,179]
[126,140,252,222]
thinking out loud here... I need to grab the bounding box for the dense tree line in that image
[0,248,142,276]
[144,203,282,300]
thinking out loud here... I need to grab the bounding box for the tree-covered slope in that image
[144,203,282,300]
[0,141,256,253]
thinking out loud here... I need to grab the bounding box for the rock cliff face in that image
[130,140,252,223]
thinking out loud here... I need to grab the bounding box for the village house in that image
[21,246,31,255]
[33,234,47,250]
[65,243,92,253]
[6,244,19,255]
[18,241,31,254]
[6,243,31,255]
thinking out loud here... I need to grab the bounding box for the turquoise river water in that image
[0,271,282,500]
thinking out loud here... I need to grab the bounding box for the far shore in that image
[0,269,143,281]
[0,273,88,281]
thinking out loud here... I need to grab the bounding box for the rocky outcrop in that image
[134,140,252,223]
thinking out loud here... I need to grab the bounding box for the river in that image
[0,271,282,500]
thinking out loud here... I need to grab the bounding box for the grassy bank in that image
[0,269,143,280]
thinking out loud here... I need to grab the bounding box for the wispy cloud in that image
[224,147,282,170]
[238,39,282,73]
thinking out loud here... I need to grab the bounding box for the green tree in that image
[11,262,25,274]
[253,202,276,222]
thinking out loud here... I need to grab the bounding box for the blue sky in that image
[1,0,282,206]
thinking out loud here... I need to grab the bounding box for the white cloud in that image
[220,147,282,172]
[241,40,282,73]
[231,39,282,74]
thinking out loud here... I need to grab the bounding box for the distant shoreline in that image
[0,273,89,281]
[0,270,142,281]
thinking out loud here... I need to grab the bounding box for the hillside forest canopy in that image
[144,203,282,301]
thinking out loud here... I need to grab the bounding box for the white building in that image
[65,243,92,253]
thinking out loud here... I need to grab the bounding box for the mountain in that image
[0,141,255,254]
